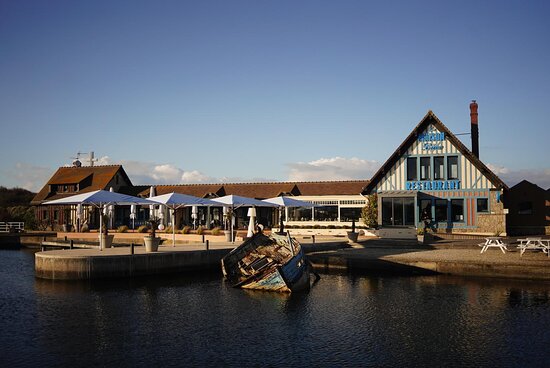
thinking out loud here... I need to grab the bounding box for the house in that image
[361,103,509,237]
[506,180,550,235]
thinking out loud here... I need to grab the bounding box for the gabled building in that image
[506,180,550,235]
[362,103,508,236]
[31,165,133,230]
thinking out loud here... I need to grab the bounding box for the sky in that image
[1,0,549,192]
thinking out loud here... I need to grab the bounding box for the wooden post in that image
[206,240,209,250]
[202,234,205,243]
[312,235,315,244]
[131,242,134,255]
[70,240,74,249]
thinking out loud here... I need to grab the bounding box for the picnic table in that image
[517,238,550,257]
[479,237,508,254]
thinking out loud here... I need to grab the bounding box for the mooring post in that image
[206,240,209,250]
[202,234,205,243]
[70,240,74,249]
[312,235,316,244]
[64,236,67,241]
[131,242,134,255]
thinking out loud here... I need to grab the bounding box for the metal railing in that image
[0,222,25,233]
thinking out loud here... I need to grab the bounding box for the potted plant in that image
[100,213,114,248]
[361,194,379,235]
[144,216,161,252]
[417,227,427,245]
[347,218,359,242]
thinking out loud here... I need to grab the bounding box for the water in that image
[1,248,549,367]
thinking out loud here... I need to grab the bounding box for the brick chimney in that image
[470,100,479,158]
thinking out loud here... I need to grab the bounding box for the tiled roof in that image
[136,180,368,199]
[31,165,130,204]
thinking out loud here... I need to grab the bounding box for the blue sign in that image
[419,132,445,151]
[406,180,460,191]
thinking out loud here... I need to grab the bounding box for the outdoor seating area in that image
[517,237,550,257]
[478,236,550,257]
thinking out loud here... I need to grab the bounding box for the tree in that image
[361,194,378,229]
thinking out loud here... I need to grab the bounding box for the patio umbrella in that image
[43,190,157,250]
[130,205,136,230]
[247,207,256,238]
[148,192,219,246]
[210,195,277,242]
[262,196,317,234]
[149,186,156,219]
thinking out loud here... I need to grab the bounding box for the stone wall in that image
[469,191,506,235]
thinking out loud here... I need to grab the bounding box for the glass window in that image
[54,210,59,221]
[340,208,362,222]
[451,199,464,222]
[435,199,448,222]
[434,156,444,180]
[382,198,393,226]
[407,157,417,181]
[314,205,338,221]
[393,198,404,225]
[420,157,431,181]
[404,197,415,226]
[477,198,489,213]
[288,207,312,221]
[447,156,459,179]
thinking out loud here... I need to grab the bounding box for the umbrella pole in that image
[99,205,103,251]
[172,208,176,247]
[231,207,234,243]
[279,207,284,234]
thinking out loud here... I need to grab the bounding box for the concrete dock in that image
[308,238,550,280]
[35,243,234,280]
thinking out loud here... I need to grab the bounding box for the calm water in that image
[1,248,549,368]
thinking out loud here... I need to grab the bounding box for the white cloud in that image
[7,163,52,192]
[487,164,550,189]
[181,170,215,183]
[287,157,380,181]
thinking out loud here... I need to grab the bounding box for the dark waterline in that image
[1,248,549,367]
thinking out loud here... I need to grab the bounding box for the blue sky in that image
[1,0,549,191]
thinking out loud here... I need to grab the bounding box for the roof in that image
[31,165,132,204]
[362,111,509,194]
[135,180,368,199]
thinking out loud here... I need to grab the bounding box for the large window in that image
[477,198,489,213]
[447,156,459,179]
[314,206,338,221]
[451,199,464,222]
[288,207,312,221]
[382,197,415,226]
[435,199,448,222]
[420,157,431,180]
[434,156,444,180]
[340,208,362,222]
[407,157,417,181]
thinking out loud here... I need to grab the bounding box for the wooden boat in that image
[221,232,310,292]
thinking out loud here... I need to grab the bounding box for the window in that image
[314,205,338,221]
[435,199,448,222]
[420,157,431,180]
[518,201,533,215]
[53,210,59,221]
[447,156,459,179]
[288,207,312,221]
[43,210,48,220]
[340,208,362,222]
[477,198,489,213]
[434,156,444,180]
[407,157,417,181]
[382,197,415,226]
[451,199,464,222]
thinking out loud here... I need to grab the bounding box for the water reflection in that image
[2,249,550,367]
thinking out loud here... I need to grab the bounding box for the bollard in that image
[312,235,315,244]
[206,240,209,250]
[202,234,205,243]
[64,236,67,241]
[131,242,134,255]
[70,240,74,249]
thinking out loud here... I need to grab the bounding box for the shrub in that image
[81,223,89,232]
[196,226,205,235]
[165,226,173,233]
[117,225,129,233]
[312,224,320,229]
[211,227,222,236]
[137,225,148,233]
[327,225,336,229]
[361,194,378,229]
[181,226,191,234]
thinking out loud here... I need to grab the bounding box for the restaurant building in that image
[361,102,509,237]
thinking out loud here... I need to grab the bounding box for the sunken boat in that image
[221,232,310,292]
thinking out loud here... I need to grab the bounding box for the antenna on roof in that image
[70,151,99,167]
